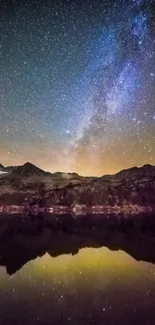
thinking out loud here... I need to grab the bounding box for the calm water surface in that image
[0,245,155,325]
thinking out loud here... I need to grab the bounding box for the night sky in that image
[0,0,155,176]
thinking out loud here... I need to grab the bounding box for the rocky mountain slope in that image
[0,164,4,170]
[0,162,155,207]
[0,162,88,194]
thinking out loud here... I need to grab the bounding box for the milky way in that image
[0,0,155,175]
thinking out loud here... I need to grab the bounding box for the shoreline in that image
[0,204,154,215]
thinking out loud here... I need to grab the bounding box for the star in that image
[0,0,154,176]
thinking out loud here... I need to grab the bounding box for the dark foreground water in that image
[0,213,155,325]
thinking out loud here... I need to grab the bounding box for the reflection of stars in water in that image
[1,247,155,324]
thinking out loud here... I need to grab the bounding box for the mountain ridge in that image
[0,162,155,207]
[0,161,155,179]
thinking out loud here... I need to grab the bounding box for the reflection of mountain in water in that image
[0,213,155,275]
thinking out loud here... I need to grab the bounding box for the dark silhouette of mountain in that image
[114,164,155,179]
[98,164,155,182]
[1,161,155,181]
[49,171,83,180]
[0,162,155,207]
[1,221,155,275]
[0,163,4,170]
[0,163,17,172]
[0,162,50,177]
[0,162,83,180]
[9,162,51,177]
[4,165,18,173]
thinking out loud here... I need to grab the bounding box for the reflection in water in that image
[1,228,155,275]
[0,214,155,324]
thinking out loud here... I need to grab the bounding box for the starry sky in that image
[0,0,155,176]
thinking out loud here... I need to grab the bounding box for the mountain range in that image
[0,161,155,179]
[0,161,155,207]
[0,162,83,179]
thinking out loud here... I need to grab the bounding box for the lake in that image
[0,214,155,324]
